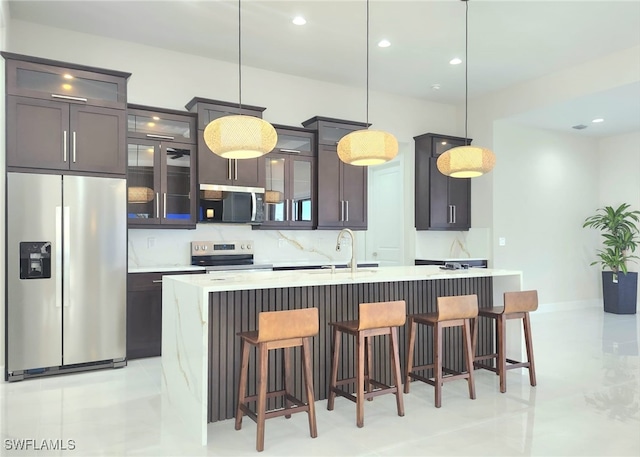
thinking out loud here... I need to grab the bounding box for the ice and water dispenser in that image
[19,242,52,279]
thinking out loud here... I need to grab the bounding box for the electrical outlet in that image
[498,237,506,246]
[147,237,155,248]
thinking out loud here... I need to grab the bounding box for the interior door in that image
[365,159,405,266]
[63,175,126,365]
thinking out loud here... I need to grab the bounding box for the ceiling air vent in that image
[572,124,588,130]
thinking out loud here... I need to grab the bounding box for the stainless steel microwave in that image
[198,184,265,224]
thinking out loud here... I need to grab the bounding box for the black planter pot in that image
[602,271,638,315]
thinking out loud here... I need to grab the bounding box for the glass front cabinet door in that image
[127,106,197,229]
[261,127,315,229]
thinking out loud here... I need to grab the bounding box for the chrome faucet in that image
[336,228,357,274]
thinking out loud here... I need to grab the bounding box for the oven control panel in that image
[191,240,254,256]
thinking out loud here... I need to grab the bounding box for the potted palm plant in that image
[583,203,640,314]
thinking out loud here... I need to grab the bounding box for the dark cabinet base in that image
[127,270,200,359]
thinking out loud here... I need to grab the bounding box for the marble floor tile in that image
[1,301,639,456]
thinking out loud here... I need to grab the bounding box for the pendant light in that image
[337,0,398,166]
[437,0,495,178]
[203,0,277,159]
[265,158,284,203]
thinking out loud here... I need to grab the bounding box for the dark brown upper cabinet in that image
[3,52,130,175]
[259,125,316,229]
[186,97,266,188]
[414,133,471,231]
[302,116,369,230]
[127,105,197,229]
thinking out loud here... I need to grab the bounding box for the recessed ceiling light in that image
[378,39,391,48]
[431,84,441,91]
[449,57,462,65]
[292,16,306,25]
[592,118,604,123]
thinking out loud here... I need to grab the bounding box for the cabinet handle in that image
[228,159,232,180]
[156,193,160,218]
[285,199,290,221]
[280,149,301,154]
[146,134,175,140]
[345,200,349,222]
[163,193,167,218]
[51,94,87,102]
[234,159,238,180]
[452,205,456,224]
[152,280,163,283]
[63,130,67,162]
[340,200,345,222]
[448,205,453,224]
[72,131,77,163]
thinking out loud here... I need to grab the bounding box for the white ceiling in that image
[7,0,640,138]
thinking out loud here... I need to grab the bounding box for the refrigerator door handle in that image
[63,206,71,308]
[55,206,63,308]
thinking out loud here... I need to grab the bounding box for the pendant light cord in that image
[366,0,369,126]
[464,0,469,143]
[238,0,242,110]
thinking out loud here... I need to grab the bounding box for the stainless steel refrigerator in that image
[6,172,127,381]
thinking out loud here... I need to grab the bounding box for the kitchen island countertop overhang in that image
[160,266,523,446]
[163,265,522,291]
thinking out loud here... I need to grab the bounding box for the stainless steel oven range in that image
[191,240,273,272]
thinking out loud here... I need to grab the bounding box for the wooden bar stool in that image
[473,290,538,393]
[235,307,319,452]
[327,300,406,428]
[404,294,478,408]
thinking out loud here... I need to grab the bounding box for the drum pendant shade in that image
[204,115,277,159]
[337,130,399,166]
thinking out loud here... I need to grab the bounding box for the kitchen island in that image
[161,266,522,445]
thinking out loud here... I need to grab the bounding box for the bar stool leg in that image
[366,336,373,401]
[434,322,443,408]
[404,318,416,394]
[498,315,507,393]
[389,326,405,416]
[462,319,476,400]
[356,332,366,428]
[523,313,537,387]
[327,327,341,411]
[284,347,293,419]
[301,337,318,438]
[256,343,269,452]
[235,339,250,431]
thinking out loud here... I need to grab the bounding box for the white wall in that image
[597,131,640,274]
[492,123,601,304]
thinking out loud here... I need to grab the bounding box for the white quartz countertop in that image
[128,265,206,274]
[129,261,379,273]
[163,265,521,292]
[270,260,379,269]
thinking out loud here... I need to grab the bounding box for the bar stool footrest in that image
[238,392,310,424]
[474,362,498,373]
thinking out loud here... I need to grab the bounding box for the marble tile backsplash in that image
[128,224,360,268]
